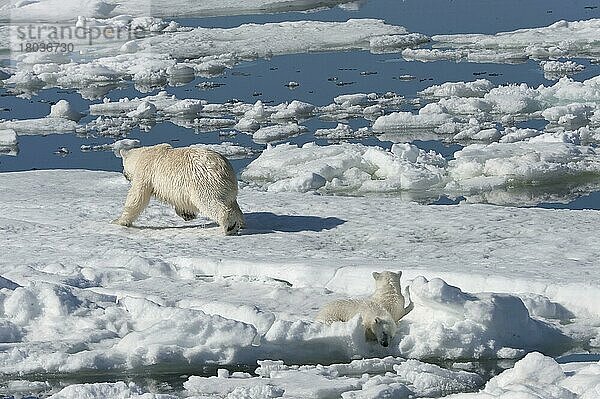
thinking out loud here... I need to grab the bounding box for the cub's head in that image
[372,271,402,292]
[371,316,397,347]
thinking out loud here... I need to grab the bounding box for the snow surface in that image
[0,170,599,382]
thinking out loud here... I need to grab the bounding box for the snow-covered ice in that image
[184,357,483,398]
[0,0,361,22]
[0,100,78,135]
[0,170,599,394]
[252,123,308,143]
[242,142,447,193]
[447,352,600,398]
[314,123,372,140]
[90,91,203,117]
[541,60,586,80]
[81,139,140,156]
[0,128,17,151]
[2,19,427,94]
[129,19,427,60]
[191,142,257,159]
[242,139,600,203]
[0,169,599,395]
[406,19,600,64]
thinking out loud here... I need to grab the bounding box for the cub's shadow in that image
[242,212,345,234]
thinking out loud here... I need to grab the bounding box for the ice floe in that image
[252,123,308,143]
[241,142,447,193]
[80,138,140,156]
[0,0,363,22]
[407,19,600,64]
[2,19,427,94]
[129,19,427,60]
[0,100,78,135]
[191,142,257,159]
[184,357,483,398]
[0,170,599,394]
[90,91,203,117]
[242,137,600,200]
[541,60,586,80]
[0,128,17,155]
[376,75,600,146]
[447,352,600,398]
[314,123,372,140]
[446,136,600,195]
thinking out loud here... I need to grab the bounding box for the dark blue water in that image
[1,0,600,209]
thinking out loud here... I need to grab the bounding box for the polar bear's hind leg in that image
[218,201,245,235]
[175,208,197,221]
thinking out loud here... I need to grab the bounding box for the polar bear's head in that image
[372,271,402,294]
[119,147,143,181]
[119,144,172,181]
[371,316,397,347]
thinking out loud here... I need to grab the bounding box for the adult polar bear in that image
[113,143,245,235]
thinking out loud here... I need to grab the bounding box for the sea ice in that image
[0,101,78,135]
[80,139,140,156]
[446,352,600,398]
[185,356,483,398]
[0,0,362,21]
[541,60,586,80]
[446,137,600,194]
[2,19,427,94]
[241,142,447,193]
[0,129,17,149]
[190,142,257,159]
[0,170,598,378]
[252,123,308,143]
[49,100,83,122]
[372,106,454,132]
[90,91,203,117]
[420,19,600,64]
[314,123,372,140]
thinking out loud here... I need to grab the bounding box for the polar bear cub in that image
[316,299,397,347]
[371,271,413,322]
[113,143,245,235]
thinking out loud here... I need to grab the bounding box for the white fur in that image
[315,298,397,347]
[371,270,413,322]
[113,143,245,235]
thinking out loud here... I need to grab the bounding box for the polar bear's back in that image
[145,145,238,206]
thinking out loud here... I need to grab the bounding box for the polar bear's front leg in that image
[113,183,152,227]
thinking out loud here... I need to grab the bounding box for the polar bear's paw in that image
[175,209,197,221]
[224,221,242,236]
[112,218,132,227]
